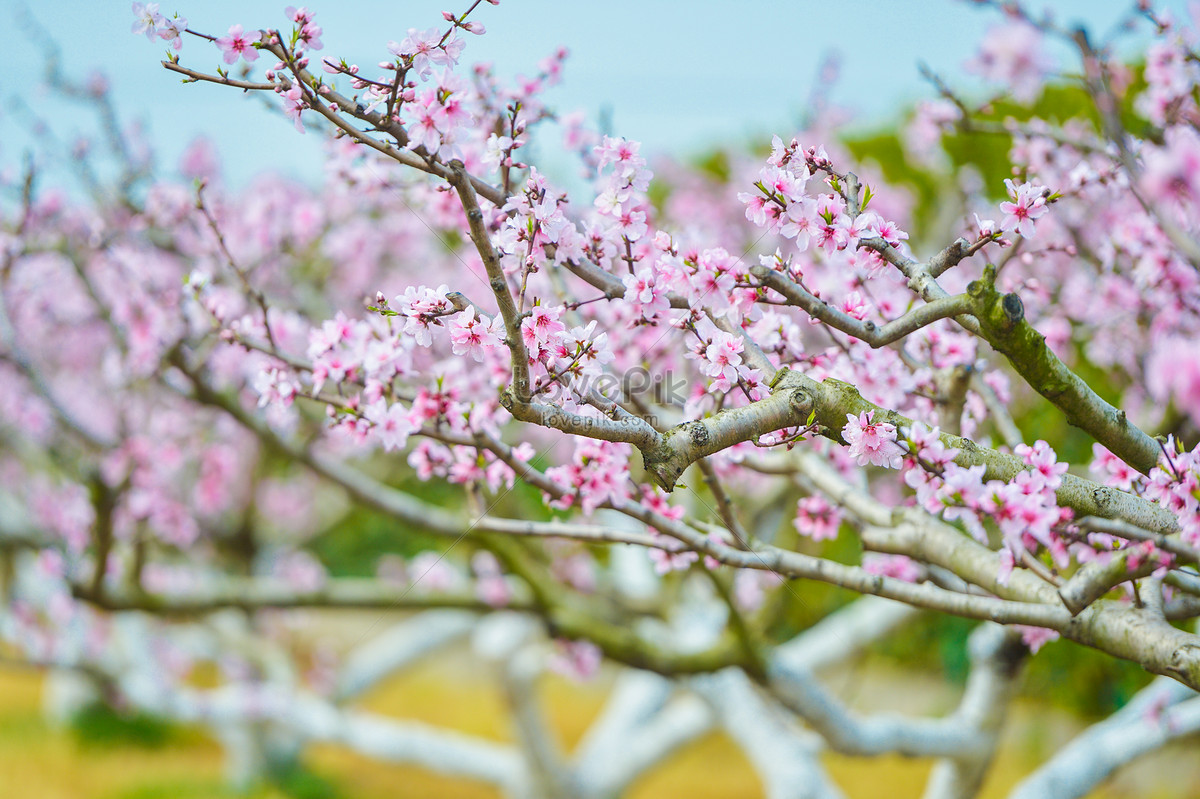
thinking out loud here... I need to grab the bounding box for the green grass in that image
[70,703,182,750]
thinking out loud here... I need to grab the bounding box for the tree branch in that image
[966,267,1161,473]
[752,265,974,348]
[1007,677,1200,799]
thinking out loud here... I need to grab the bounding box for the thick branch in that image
[861,520,1200,690]
[336,611,476,701]
[797,452,1200,690]
[923,625,1027,799]
[573,676,712,798]
[1057,551,1160,616]
[966,268,1160,473]
[642,370,814,490]
[1008,677,1200,799]
[694,669,842,799]
[797,374,1178,534]
[767,656,990,759]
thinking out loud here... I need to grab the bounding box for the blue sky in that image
[1,1,1190,190]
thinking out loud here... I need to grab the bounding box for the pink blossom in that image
[623,266,670,322]
[156,13,187,51]
[281,86,306,133]
[482,133,517,170]
[997,547,1015,586]
[396,284,453,346]
[779,197,817,250]
[548,639,602,681]
[272,550,327,592]
[388,28,463,78]
[1016,625,1060,654]
[841,291,869,321]
[872,216,909,247]
[732,570,783,612]
[544,440,631,515]
[287,6,323,51]
[966,22,1054,102]
[131,3,162,40]
[449,306,504,360]
[793,494,842,541]
[1090,443,1144,492]
[904,422,959,467]
[617,208,648,241]
[408,550,457,592]
[1147,336,1200,421]
[409,440,452,481]
[862,553,921,583]
[472,551,511,607]
[701,330,744,391]
[649,545,699,575]
[974,213,998,238]
[254,368,299,409]
[365,401,415,452]
[843,410,903,468]
[1015,440,1068,490]
[215,24,260,66]
[999,179,1050,238]
[521,304,566,356]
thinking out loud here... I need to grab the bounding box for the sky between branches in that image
[1,0,1193,190]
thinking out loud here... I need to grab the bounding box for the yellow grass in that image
[0,650,1195,799]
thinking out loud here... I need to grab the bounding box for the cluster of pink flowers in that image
[306,311,411,394]
[793,494,843,541]
[998,178,1052,239]
[843,411,904,469]
[1141,128,1200,212]
[593,136,653,244]
[1138,33,1200,125]
[499,169,583,267]
[740,136,909,261]
[544,439,632,515]
[680,246,758,320]
[394,285,457,347]
[1146,335,1200,423]
[622,260,672,324]
[1095,440,1200,549]
[388,26,465,80]
[215,24,261,66]
[363,400,415,452]
[131,2,188,51]
[518,307,616,403]
[964,22,1054,103]
[448,306,505,361]
[900,426,1077,583]
[402,72,475,158]
[698,329,744,392]
[407,436,527,494]
[253,367,300,411]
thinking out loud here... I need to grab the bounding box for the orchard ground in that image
[1,610,1197,799]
